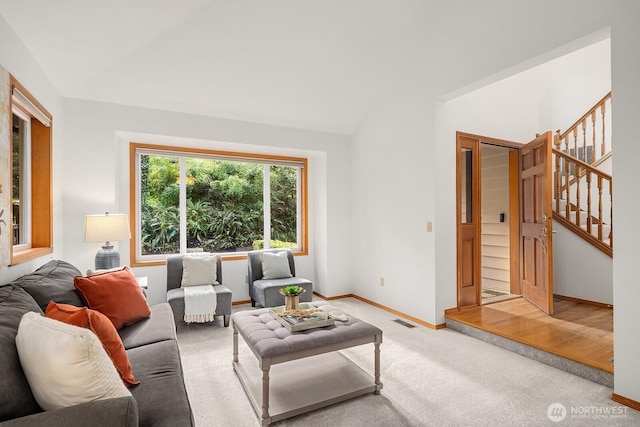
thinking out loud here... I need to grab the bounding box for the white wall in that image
[0,15,65,282]
[351,60,437,323]
[611,0,640,405]
[537,38,611,132]
[553,224,612,304]
[61,99,351,305]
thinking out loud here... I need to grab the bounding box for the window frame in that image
[11,106,32,251]
[129,142,308,266]
[9,76,53,265]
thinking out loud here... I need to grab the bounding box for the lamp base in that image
[95,245,120,270]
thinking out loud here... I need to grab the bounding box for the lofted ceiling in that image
[0,0,432,135]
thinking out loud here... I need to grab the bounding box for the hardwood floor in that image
[445,296,613,373]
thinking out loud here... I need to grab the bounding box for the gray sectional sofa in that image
[0,260,193,427]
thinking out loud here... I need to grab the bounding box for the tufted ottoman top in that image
[231,301,382,360]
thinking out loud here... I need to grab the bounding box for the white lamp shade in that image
[84,213,131,243]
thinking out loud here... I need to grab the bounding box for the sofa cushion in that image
[118,303,177,350]
[253,277,313,308]
[74,267,151,330]
[15,312,131,411]
[0,285,43,422]
[0,396,139,427]
[12,260,84,311]
[261,251,292,279]
[126,340,194,427]
[45,302,139,387]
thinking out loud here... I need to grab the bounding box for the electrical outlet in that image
[427,221,433,232]
[245,275,249,284]
[380,277,385,286]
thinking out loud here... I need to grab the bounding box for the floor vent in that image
[393,319,416,328]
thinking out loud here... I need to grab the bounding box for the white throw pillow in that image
[181,255,218,287]
[15,312,131,411]
[261,251,293,279]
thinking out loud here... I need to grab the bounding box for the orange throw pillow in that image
[73,266,151,330]
[45,302,139,387]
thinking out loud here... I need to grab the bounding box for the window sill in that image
[12,247,53,265]
[130,259,166,268]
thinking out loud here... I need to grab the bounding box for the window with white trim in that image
[131,143,307,263]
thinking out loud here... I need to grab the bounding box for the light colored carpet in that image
[177,298,640,426]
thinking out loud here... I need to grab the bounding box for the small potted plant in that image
[279,285,305,311]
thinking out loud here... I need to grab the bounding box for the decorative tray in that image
[269,303,336,332]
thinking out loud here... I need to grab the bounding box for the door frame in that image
[455,132,523,309]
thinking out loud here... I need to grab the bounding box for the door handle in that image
[538,228,548,254]
[540,225,548,236]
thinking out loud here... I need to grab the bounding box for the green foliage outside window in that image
[252,239,297,250]
[140,154,298,255]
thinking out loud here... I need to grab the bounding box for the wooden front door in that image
[519,132,554,314]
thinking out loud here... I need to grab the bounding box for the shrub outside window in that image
[131,143,307,264]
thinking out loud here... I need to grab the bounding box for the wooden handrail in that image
[555,92,612,165]
[552,93,613,257]
[553,147,612,257]
[561,151,613,191]
[553,149,612,180]
[559,92,611,140]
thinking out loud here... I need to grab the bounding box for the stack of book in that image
[269,303,336,331]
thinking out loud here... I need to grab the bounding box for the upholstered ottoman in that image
[231,301,382,425]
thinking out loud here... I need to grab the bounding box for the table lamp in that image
[84,212,131,270]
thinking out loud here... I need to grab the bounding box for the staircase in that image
[552,92,613,257]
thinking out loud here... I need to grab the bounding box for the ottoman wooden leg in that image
[261,360,271,425]
[374,334,382,394]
